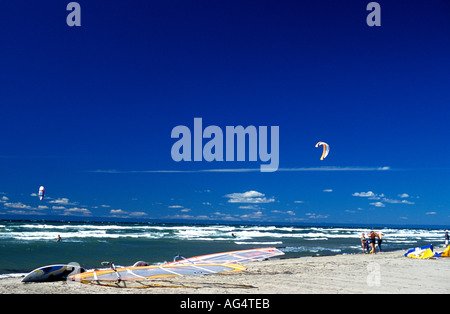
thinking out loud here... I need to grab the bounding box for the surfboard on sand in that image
[22,264,86,282]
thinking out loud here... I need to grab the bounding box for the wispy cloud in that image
[370,202,386,208]
[353,191,416,207]
[61,207,92,216]
[48,198,78,206]
[109,209,147,218]
[89,166,391,174]
[238,205,261,210]
[272,209,296,216]
[306,213,329,219]
[383,198,415,205]
[3,202,33,210]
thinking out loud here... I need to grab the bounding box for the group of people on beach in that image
[361,231,383,254]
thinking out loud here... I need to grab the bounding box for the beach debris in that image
[315,142,330,160]
[38,186,45,201]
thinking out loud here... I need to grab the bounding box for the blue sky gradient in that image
[0,0,449,225]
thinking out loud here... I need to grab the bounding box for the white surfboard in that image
[22,264,86,282]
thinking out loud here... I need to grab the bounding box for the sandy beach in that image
[1,250,449,294]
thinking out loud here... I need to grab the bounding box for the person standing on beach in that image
[369,231,378,254]
[377,232,384,252]
[445,231,449,247]
[361,233,369,254]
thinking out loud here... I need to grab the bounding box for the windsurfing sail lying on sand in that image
[405,245,435,259]
[405,244,450,259]
[433,245,450,258]
[69,263,245,282]
[166,247,284,266]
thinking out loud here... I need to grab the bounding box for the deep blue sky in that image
[0,0,449,225]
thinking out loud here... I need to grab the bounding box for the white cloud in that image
[239,211,263,219]
[382,198,402,204]
[323,189,333,192]
[49,198,77,205]
[168,205,183,209]
[425,212,437,215]
[370,202,385,207]
[110,209,127,215]
[6,210,44,216]
[63,207,91,216]
[353,190,416,209]
[52,206,66,210]
[294,200,304,204]
[225,191,275,204]
[164,214,226,221]
[230,191,263,198]
[4,202,33,210]
[382,198,415,205]
[305,213,329,219]
[128,212,147,217]
[352,191,376,197]
[109,209,148,218]
[238,205,260,210]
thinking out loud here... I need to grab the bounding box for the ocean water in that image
[0,220,448,277]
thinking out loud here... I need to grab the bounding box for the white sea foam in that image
[0,273,27,279]
[1,222,447,248]
[282,246,342,253]
[235,241,283,245]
